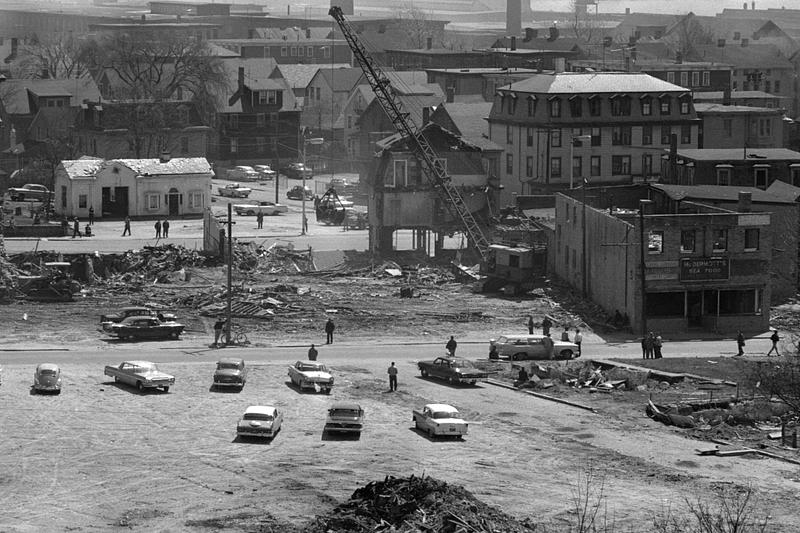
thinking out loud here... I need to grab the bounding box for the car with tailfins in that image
[253,164,276,180]
[324,402,364,434]
[104,360,175,392]
[412,403,468,438]
[217,183,252,198]
[489,334,579,361]
[100,306,177,332]
[417,356,490,385]
[288,360,334,393]
[213,358,247,389]
[106,316,185,341]
[233,201,288,216]
[237,405,283,439]
[226,166,259,182]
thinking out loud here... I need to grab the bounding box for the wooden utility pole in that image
[639,200,651,337]
[226,202,233,344]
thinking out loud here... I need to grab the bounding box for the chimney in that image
[625,7,631,14]
[238,66,244,88]
[177,14,181,22]
[141,14,145,21]
[426,36,432,50]
[548,26,559,41]
[723,88,732,105]
[422,106,431,124]
[446,86,455,103]
[676,52,683,64]
[752,1,755,9]
[160,151,171,163]
[506,0,521,36]
[511,36,517,51]
[306,28,311,39]
[523,28,536,42]
[669,133,678,179]
[639,199,654,215]
[718,38,726,47]
[738,191,752,212]
[11,37,17,54]
[741,38,749,47]
[743,2,747,8]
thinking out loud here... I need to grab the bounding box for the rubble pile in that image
[307,475,538,533]
[93,245,212,284]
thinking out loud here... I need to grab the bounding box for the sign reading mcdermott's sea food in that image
[679,258,730,282]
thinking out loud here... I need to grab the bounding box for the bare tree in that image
[744,356,800,415]
[664,14,716,60]
[393,3,443,49]
[569,0,600,44]
[12,33,93,79]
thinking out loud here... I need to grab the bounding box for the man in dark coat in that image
[325,318,335,344]
[446,336,457,356]
[736,331,745,356]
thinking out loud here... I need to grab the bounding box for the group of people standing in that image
[526,315,583,357]
[153,218,170,239]
[641,332,663,359]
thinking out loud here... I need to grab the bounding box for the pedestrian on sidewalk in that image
[308,344,318,361]
[88,206,95,225]
[325,318,335,344]
[387,362,398,391]
[541,316,552,336]
[574,328,583,356]
[122,216,131,236]
[736,330,746,356]
[446,336,457,356]
[256,211,264,229]
[527,315,534,334]
[162,218,170,238]
[654,333,663,359]
[641,335,647,358]
[645,332,655,359]
[154,219,162,239]
[767,329,780,356]
[72,217,81,238]
[213,317,226,346]
[543,333,554,359]
[561,328,570,342]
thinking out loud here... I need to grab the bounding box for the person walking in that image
[541,316,552,336]
[213,317,226,346]
[767,329,780,356]
[72,217,81,238]
[561,328,570,342]
[308,344,318,361]
[654,333,663,359]
[162,218,170,238]
[122,216,131,236]
[446,336,457,356]
[574,328,583,356]
[543,333,554,359]
[88,206,95,225]
[527,315,534,334]
[325,318,335,344]
[387,362,398,391]
[256,211,264,229]
[154,219,162,239]
[736,330,746,356]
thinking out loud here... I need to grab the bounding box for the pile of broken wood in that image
[306,475,538,533]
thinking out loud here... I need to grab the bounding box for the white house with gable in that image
[54,154,212,219]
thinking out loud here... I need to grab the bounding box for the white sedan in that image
[237,406,283,439]
[233,201,289,216]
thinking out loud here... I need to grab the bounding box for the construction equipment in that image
[329,6,491,262]
[315,187,352,225]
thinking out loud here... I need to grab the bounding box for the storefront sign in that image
[680,258,729,281]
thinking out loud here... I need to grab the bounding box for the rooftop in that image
[674,148,800,161]
[652,183,796,204]
[503,72,688,94]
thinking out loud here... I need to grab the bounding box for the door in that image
[114,187,129,217]
[687,291,703,327]
[168,188,180,216]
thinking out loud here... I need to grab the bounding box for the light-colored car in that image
[213,358,247,389]
[324,402,364,434]
[237,405,283,439]
[8,183,51,202]
[489,334,579,361]
[33,363,62,394]
[233,201,288,216]
[280,162,313,180]
[412,403,468,438]
[288,361,334,393]
[226,166,259,182]
[217,183,252,198]
[253,164,276,180]
[104,360,175,392]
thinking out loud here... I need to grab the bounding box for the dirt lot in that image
[1,256,800,532]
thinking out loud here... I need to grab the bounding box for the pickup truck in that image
[8,184,51,202]
[233,201,288,216]
[412,404,468,438]
[217,183,252,198]
[417,356,489,385]
[104,360,175,392]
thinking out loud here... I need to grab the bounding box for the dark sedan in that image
[107,316,185,341]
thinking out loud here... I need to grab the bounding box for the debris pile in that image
[307,475,537,533]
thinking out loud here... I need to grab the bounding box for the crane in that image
[329,6,491,261]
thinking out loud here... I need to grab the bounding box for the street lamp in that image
[570,134,592,189]
[301,136,324,235]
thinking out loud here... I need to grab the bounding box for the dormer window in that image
[548,96,561,118]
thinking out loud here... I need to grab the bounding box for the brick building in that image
[661,148,800,188]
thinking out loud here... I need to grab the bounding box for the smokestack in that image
[523,28,537,42]
[160,151,171,163]
[511,36,517,51]
[739,191,752,212]
[625,7,631,14]
[752,1,755,9]
[306,28,311,39]
[506,0,521,36]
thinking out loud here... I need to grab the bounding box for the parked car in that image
[253,164,276,180]
[104,360,175,392]
[237,405,283,439]
[288,361,334,393]
[100,306,176,331]
[217,183,252,198]
[33,363,62,394]
[488,334,579,361]
[412,404,468,438]
[324,402,364,434]
[280,162,313,180]
[226,166,260,182]
[106,316,185,341]
[213,358,247,389]
[417,356,490,385]
[327,177,359,195]
[8,183,51,202]
[286,185,314,201]
[233,201,288,216]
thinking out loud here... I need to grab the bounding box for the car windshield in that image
[452,359,474,368]
[217,363,241,370]
[298,363,327,371]
[132,363,157,372]
[330,409,361,418]
[433,411,459,419]
[496,336,508,343]
[243,413,273,421]
[39,369,57,376]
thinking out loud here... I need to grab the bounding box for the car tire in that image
[162,386,169,393]
[448,376,456,385]
[560,350,574,360]
[512,353,525,361]
[325,388,331,395]
[247,210,255,216]
[136,381,144,392]
[421,369,428,377]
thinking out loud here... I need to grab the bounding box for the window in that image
[643,153,652,177]
[744,228,760,251]
[680,71,688,87]
[723,119,732,137]
[648,230,664,254]
[229,115,238,129]
[611,155,631,175]
[307,46,313,57]
[641,97,652,116]
[759,119,772,137]
[791,165,800,186]
[642,124,652,145]
[298,46,304,56]
[506,154,513,174]
[717,167,731,185]
[256,136,266,152]
[290,46,297,56]
[323,47,331,58]
[550,157,562,178]
[551,129,561,147]
[712,229,728,252]
[181,136,189,154]
[78,194,87,209]
[660,97,671,114]
[612,126,631,145]
[146,193,161,210]
[719,289,760,315]
[774,80,781,92]
[690,71,699,86]
[765,80,771,93]
[591,127,601,146]
[588,97,601,116]
[667,71,675,83]
[257,113,265,127]
[590,156,601,176]
[754,166,769,189]
[569,97,582,117]
[316,87,321,100]
[391,160,407,187]
[526,127,534,147]
[527,97,536,116]
[680,100,690,114]
[258,90,277,105]
[610,96,630,116]
[506,125,513,144]
[681,125,691,144]
[230,138,238,153]
[188,191,203,209]
[681,230,695,253]
[549,98,561,117]
[702,71,710,86]
[507,95,516,114]
[526,156,533,177]
[660,125,671,145]
[281,46,287,56]
[572,156,582,179]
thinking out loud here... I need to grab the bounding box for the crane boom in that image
[329,6,491,261]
